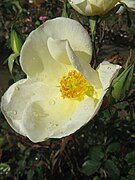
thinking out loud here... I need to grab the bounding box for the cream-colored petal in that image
[65,42,102,89]
[47,35,99,89]
[20,17,92,82]
[52,86,108,139]
[47,37,91,65]
[69,0,84,4]
[43,17,92,57]
[1,78,79,142]
[51,97,96,138]
[1,79,59,136]
[83,61,121,123]
[47,35,92,68]
[47,37,71,65]
[20,29,70,86]
[91,61,121,118]
[22,98,79,142]
[97,61,121,90]
[90,61,121,119]
[1,79,29,136]
[70,0,90,16]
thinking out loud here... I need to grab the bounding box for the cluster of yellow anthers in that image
[60,70,95,100]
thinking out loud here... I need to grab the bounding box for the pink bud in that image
[39,16,48,23]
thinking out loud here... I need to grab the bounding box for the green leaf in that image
[125,151,135,165]
[82,160,100,176]
[13,69,24,82]
[111,64,134,102]
[35,20,40,26]
[0,163,10,177]
[104,160,120,180]
[59,0,65,2]
[121,175,135,180]
[62,3,68,17]
[61,1,71,17]
[0,137,5,147]
[129,166,135,175]
[10,29,23,55]
[93,176,99,180]
[8,53,18,74]
[11,0,22,14]
[106,142,121,154]
[27,169,35,180]
[88,145,104,162]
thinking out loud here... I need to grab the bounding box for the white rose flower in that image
[1,17,121,143]
[69,0,120,16]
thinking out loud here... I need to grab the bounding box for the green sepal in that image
[110,64,134,103]
[89,16,98,42]
[8,53,19,74]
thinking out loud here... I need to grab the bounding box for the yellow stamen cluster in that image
[60,70,95,100]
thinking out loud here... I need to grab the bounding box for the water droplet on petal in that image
[60,130,65,134]
[84,104,90,110]
[15,87,20,91]
[49,99,56,105]
[71,56,74,61]
[48,121,58,129]
[13,111,17,115]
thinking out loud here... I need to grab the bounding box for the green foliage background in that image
[0,0,135,179]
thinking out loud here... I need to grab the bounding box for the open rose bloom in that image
[69,0,120,16]
[1,17,121,143]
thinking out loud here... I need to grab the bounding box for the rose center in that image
[60,70,97,100]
